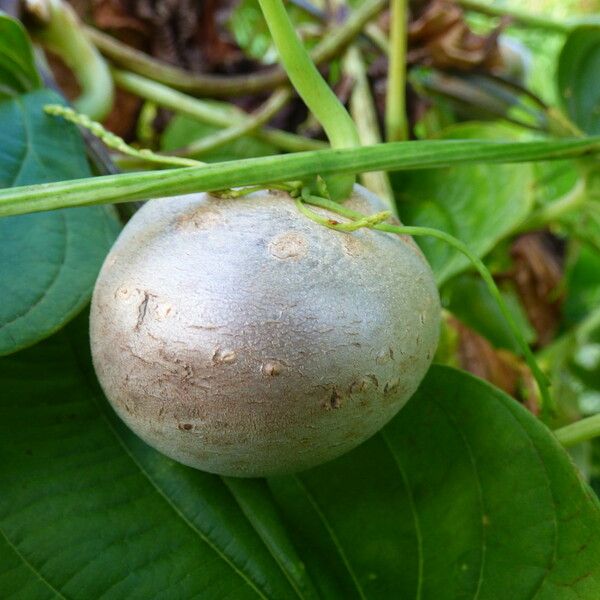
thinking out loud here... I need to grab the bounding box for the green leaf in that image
[228,0,318,64]
[0,89,120,355]
[558,26,600,134]
[0,13,42,98]
[0,316,320,600]
[394,123,534,283]
[228,0,275,63]
[1,316,599,598]
[161,115,277,162]
[533,159,580,207]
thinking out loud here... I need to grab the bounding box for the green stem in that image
[113,70,324,153]
[28,0,114,119]
[115,88,293,169]
[173,88,292,157]
[83,0,386,97]
[344,45,395,213]
[2,136,600,217]
[300,194,553,414]
[554,414,600,448]
[364,23,390,55]
[457,0,574,33]
[385,0,409,142]
[460,0,600,32]
[258,0,360,200]
[44,104,202,168]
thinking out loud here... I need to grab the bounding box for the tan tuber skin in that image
[90,185,441,477]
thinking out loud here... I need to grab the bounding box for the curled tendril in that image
[44,104,203,168]
[296,192,554,416]
[295,197,391,231]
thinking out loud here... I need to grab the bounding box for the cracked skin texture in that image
[90,185,441,477]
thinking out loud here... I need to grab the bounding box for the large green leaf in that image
[0,90,120,355]
[558,26,600,135]
[394,123,534,283]
[1,316,599,598]
[0,14,41,99]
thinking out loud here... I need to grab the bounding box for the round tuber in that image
[90,185,441,477]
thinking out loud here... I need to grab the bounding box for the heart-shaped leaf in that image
[1,316,599,598]
[0,89,120,355]
[0,14,41,99]
[558,26,600,135]
[394,123,534,283]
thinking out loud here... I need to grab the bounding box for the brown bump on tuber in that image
[90,185,441,477]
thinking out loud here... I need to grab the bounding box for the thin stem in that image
[296,197,391,231]
[364,23,390,55]
[554,414,600,448]
[386,0,409,142]
[28,0,114,119]
[410,70,548,133]
[300,194,553,414]
[460,0,600,32]
[44,104,203,168]
[84,0,386,97]
[174,88,292,157]
[344,45,395,213]
[116,88,293,169]
[258,0,360,199]
[457,0,573,33]
[112,70,325,154]
[2,136,600,217]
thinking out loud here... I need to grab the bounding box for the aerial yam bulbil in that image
[90,185,441,477]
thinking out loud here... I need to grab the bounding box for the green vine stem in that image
[44,105,203,168]
[364,23,390,55]
[113,70,325,154]
[115,88,293,170]
[385,0,409,142]
[2,136,600,217]
[456,0,596,33]
[344,45,395,213]
[257,0,360,200]
[554,414,600,448]
[26,0,114,120]
[83,0,386,97]
[297,194,553,414]
[172,88,292,157]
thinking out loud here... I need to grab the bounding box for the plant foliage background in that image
[1,1,600,598]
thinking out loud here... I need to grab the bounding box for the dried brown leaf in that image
[510,232,564,348]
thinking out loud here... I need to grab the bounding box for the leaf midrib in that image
[291,474,368,600]
[52,333,267,599]
[0,523,65,599]
[380,430,424,600]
